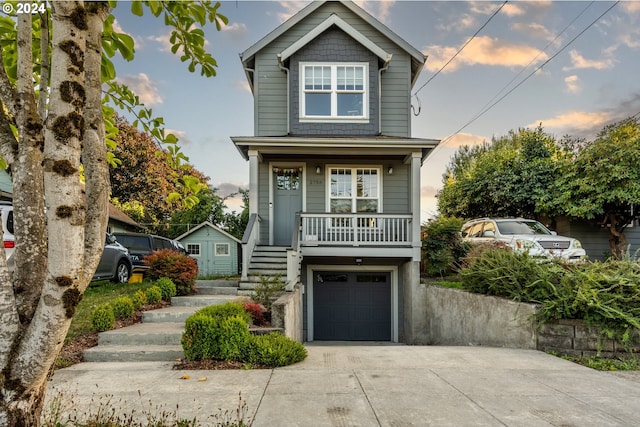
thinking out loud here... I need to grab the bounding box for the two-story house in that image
[232,0,439,344]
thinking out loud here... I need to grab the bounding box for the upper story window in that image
[300,62,368,121]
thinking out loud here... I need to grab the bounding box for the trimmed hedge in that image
[91,303,115,332]
[181,302,307,367]
[144,249,198,296]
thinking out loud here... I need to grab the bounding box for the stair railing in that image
[241,213,261,281]
[285,213,303,291]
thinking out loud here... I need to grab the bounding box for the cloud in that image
[424,36,549,72]
[564,75,581,94]
[529,111,613,134]
[440,133,487,149]
[501,3,526,17]
[222,22,247,36]
[234,79,252,94]
[275,1,308,22]
[164,128,189,145]
[511,22,554,41]
[148,26,210,55]
[621,2,640,14]
[437,13,475,32]
[354,0,396,23]
[562,50,615,71]
[115,73,163,106]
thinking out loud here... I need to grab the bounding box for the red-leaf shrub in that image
[144,249,198,295]
[243,302,266,326]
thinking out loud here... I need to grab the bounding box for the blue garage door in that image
[314,271,391,341]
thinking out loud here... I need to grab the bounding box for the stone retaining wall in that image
[537,319,640,358]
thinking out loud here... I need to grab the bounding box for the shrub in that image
[421,216,470,277]
[131,290,147,310]
[196,302,252,325]
[182,314,250,361]
[155,277,177,301]
[253,275,286,310]
[144,249,198,296]
[246,333,307,367]
[112,296,135,320]
[243,302,266,326]
[145,285,163,305]
[91,304,115,332]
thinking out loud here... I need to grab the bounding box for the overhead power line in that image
[440,0,620,146]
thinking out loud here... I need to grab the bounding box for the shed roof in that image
[176,221,241,244]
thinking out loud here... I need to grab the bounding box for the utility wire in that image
[440,0,620,146]
[462,1,595,134]
[412,1,508,99]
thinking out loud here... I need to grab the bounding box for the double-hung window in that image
[329,167,380,213]
[301,63,368,121]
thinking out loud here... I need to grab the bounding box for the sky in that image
[110,1,640,221]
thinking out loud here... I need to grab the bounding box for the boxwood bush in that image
[112,296,135,320]
[91,303,115,332]
[181,302,307,367]
[145,285,163,305]
[155,277,177,301]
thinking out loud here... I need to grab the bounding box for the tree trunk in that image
[607,213,628,260]
[0,3,108,425]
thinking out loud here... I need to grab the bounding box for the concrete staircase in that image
[239,246,288,296]
[83,280,245,362]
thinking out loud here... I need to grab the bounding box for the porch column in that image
[248,149,260,215]
[410,151,421,261]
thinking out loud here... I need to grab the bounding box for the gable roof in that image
[240,0,426,89]
[175,221,241,244]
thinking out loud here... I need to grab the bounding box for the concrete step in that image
[83,345,184,362]
[249,262,287,270]
[253,246,288,253]
[98,322,184,346]
[247,269,287,277]
[170,294,243,307]
[143,306,199,323]
[196,279,239,288]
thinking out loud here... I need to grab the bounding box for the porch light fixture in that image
[387,166,393,175]
[316,165,322,174]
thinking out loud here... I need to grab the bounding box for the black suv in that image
[112,232,183,266]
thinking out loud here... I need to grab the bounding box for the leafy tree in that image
[541,117,640,259]
[438,127,559,219]
[223,188,250,240]
[109,114,210,233]
[0,2,226,424]
[167,186,226,238]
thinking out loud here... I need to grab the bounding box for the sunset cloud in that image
[529,111,612,132]
[563,50,615,71]
[564,75,581,94]
[115,73,163,106]
[424,36,549,72]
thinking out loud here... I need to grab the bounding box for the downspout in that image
[378,55,392,135]
[277,54,290,134]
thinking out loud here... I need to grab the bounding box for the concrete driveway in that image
[48,343,640,426]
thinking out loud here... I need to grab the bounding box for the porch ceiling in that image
[231,135,440,164]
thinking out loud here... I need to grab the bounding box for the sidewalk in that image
[47,343,640,426]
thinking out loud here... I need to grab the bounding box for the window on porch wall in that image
[329,167,379,229]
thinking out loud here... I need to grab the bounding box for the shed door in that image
[314,272,391,341]
[273,167,302,246]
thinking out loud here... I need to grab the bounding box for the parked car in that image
[461,218,587,262]
[1,201,14,259]
[92,233,133,283]
[112,232,183,266]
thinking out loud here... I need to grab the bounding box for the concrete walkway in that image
[47,343,640,426]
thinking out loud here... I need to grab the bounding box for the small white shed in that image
[176,221,241,277]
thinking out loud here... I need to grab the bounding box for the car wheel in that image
[113,260,131,283]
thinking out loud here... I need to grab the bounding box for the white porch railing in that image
[241,214,260,281]
[300,213,412,246]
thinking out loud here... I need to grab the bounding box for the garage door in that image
[314,271,391,341]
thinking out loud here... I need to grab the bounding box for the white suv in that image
[0,201,14,259]
[461,218,587,262]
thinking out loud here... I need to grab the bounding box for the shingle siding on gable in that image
[290,27,379,136]
[252,1,414,138]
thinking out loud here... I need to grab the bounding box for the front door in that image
[273,166,303,246]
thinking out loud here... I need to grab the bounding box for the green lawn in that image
[67,280,156,341]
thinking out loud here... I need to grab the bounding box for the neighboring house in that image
[176,221,241,277]
[554,216,640,261]
[107,204,141,233]
[232,1,439,343]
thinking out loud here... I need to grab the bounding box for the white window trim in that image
[299,62,369,123]
[186,243,201,257]
[326,165,382,214]
[215,243,230,256]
